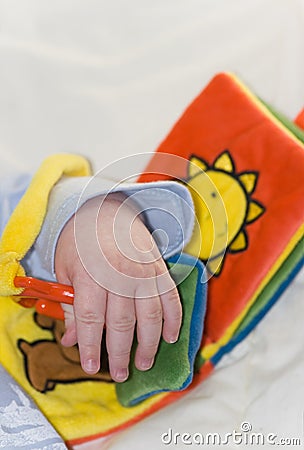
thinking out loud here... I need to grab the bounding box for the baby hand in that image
[54,192,182,382]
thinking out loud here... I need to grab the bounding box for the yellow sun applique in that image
[184,150,265,276]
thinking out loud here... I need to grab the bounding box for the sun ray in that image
[229,230,248,252]
[239,172,258,194]
[246,200,265,223]
[213,150,234,172]
[188,155,208,177]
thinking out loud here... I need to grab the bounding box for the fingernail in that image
[169,335,178,344]
[138,358,153,370]
[114,368,128,382]
[84,359,99,374]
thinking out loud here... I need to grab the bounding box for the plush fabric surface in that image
[1,72,302,447]
[0,255,207,444]
[0,2,303,448]
[0,154,90,296]
[139,73,304,366]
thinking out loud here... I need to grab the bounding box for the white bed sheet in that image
[0,1,303,449]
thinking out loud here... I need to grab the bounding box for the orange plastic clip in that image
[14,276,74,320]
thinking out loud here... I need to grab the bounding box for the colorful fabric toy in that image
[0,154,206,445]
[0,73,303,447]
[139,72,304,369]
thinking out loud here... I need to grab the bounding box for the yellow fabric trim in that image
[202,224,304,360]
[0,153,91,297]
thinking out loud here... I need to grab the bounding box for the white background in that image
[0,1,303,449]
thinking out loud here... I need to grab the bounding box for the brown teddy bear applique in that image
[18,313,112,393]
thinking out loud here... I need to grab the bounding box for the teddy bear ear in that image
[34,313,55,330]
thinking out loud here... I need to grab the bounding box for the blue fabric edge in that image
[210,256,304,366]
